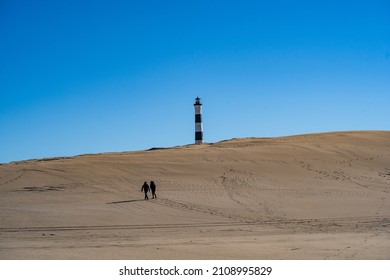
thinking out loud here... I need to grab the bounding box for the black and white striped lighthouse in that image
[194,97,203,144]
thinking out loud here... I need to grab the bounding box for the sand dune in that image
[0,131,389,259]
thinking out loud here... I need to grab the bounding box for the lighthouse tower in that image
[194,97,203,144]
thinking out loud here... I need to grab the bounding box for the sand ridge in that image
[0,131,389,259]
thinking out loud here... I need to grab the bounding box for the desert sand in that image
[0,131,389,259]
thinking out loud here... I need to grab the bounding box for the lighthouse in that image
[194,97,203,144]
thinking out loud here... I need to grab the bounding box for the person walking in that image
[141,182,150,200]
[150,181,157,199]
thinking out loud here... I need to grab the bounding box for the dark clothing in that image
[141,182,150,200]
[150,181,157,199]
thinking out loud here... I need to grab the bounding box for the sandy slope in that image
[0,131,389,259]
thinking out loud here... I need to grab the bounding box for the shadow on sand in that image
[107,199,145,204]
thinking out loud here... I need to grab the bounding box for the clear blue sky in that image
[1,0,389,163]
